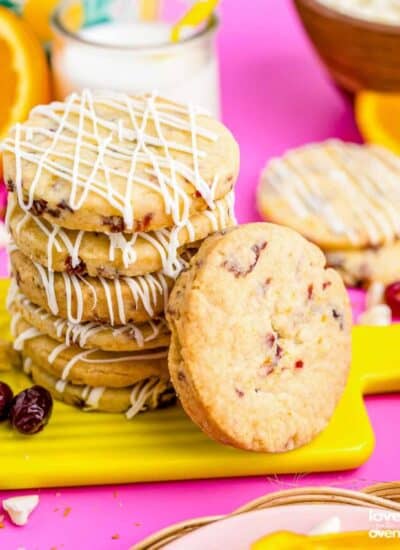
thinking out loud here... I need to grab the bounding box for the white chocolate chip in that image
[365,282,385,309]
[2,495,39,526]
[358,304,392,326]
[308,515,342,535]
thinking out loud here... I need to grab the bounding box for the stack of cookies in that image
[257,139,400,289]
[3,90,239,418]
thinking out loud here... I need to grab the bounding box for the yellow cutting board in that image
[0,278,399,490]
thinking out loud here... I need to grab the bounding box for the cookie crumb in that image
[111,533,120,540]
[63,507,71,518]
[235,388,244,398]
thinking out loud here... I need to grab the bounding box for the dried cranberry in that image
[9,385,53,435]
[385,282,400,317]
[103,216,125,233]
[57,199,74,213]
[135,212,154,232]
[65,256,87,276]
[29,199,48,216]
[0,382,13,421]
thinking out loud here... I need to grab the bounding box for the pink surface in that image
[0,1,398,549]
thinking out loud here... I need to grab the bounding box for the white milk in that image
[51,20,220,116]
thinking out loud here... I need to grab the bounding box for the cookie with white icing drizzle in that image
[13,315,169,388]
[9,288,170,352]
[3,90,239,234]
[7,191,235,279]
[28,362,175,416]
[257,140,400,250]
[167,223,351,452]
[10,248,173,325]
[29,362,175,415]
[326,241,400,287]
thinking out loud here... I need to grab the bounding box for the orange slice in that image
[355,91,400,155]
[0,6,51,178]
[23,0,61,43]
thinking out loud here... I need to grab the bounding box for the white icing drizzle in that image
[81,386,90,400]
[9,311,21,336]
[80,349,167,364]
[126,377,168,420]
[6,278,19,311]
[13,326,41,351]
[23,357,32,375]
[263,140,400,245]
[77,377,171,416]
[3,89,218,231]
[57,345,166,382]
[48,343,69,364]
[55,379,67,393]
[84,386,105,410]
[34,262,59,315]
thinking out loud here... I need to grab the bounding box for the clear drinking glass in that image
[51,0,220,116]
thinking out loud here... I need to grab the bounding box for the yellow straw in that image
[171,0,219,42]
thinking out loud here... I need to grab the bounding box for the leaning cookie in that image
[166,223,351,453]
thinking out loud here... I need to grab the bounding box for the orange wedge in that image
[356,91,400,155]
[23,0,61,43]
[0,6,51,177]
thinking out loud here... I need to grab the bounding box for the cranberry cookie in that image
[3,91,239,233]
[13,315,169,388]
[7,192,235,279]
[10,248,172,325]
[257,140,400,250]
[9,287,171,352]
[29,362,175,416]
[167,223,351,453]
[326,241,400,287]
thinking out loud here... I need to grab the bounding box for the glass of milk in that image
[51,0,220,116]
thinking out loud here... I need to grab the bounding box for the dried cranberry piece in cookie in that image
[103,216,125,233]
[29,199,48,216]
[65,256,87,276]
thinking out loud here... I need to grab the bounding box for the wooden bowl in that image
[134,482,400,549]
[293,0,400,92]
